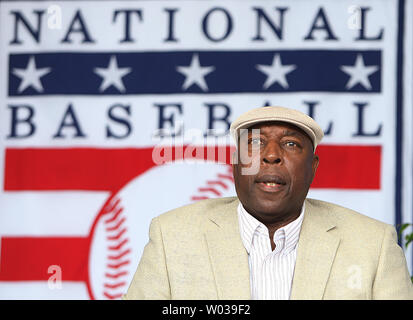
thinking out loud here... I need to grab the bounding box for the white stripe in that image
[0,191,109,236]
[0,281,89,299]
[0,1,396,52]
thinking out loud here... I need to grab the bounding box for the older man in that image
[124,106,413,300]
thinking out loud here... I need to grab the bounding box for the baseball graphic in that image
[88,160,235,299]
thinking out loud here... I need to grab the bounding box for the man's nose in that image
[262,141,282,164]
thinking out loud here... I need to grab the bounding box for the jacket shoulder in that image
[154,196,239,226]
[305,198,392,234]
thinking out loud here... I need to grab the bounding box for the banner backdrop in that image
[0,0,412,299]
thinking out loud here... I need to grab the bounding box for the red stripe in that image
[313,145,381,189]
[4,145,380,191]
[0,237,89,281]
[3,147,231,191]
[4,148,156,192]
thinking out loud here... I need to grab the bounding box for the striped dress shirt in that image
[237,202,305,300]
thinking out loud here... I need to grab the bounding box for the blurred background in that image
[0,0,412,299]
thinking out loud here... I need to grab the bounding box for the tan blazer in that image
[124,197,413,300]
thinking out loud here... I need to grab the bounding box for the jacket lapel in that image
[204,198,251,299]
[290,199,340,299]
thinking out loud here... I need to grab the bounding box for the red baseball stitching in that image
[108,249,131,260]
[102,196,131,300]
[190,165,234,202]
[105,271,128,279]
[107,228,127,241]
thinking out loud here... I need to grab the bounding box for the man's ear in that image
[310,154,319,183]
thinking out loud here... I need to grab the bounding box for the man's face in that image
[232,121,319,223]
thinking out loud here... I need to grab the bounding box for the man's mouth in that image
[255,175,287,192]
[262,182,277,186]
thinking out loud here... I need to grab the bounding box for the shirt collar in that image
[237,202,305,255]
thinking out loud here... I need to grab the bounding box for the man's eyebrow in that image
[281,130,306,138]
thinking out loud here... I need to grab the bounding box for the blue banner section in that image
[8,50,381,96]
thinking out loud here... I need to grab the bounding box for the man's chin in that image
[246,200,290,220]
[257,205,289,218]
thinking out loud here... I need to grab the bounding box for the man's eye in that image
[249,138,262,145]
[285,141,298,147]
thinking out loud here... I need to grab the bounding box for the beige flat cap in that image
[230,106,324,150]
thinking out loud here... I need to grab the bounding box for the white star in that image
[340,54,379,90]
[256,54,297,89]
[12,56,51,93]
[176,54,215,91]
[94,56,132,92]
